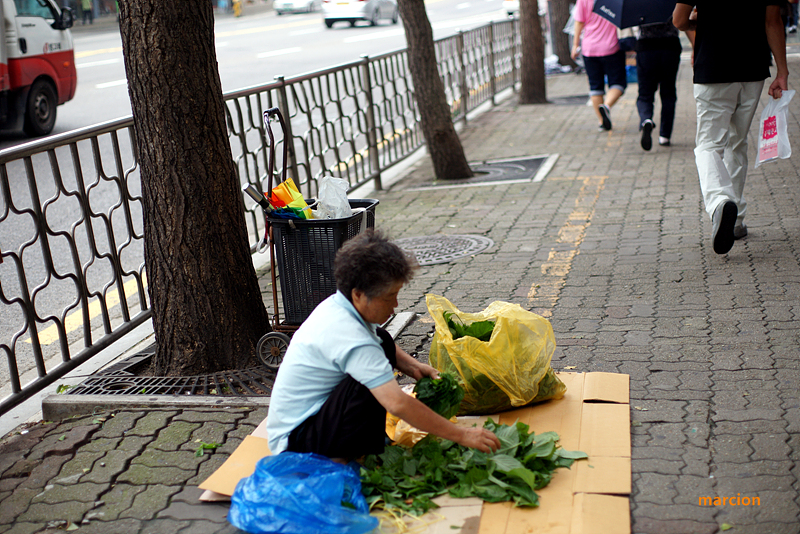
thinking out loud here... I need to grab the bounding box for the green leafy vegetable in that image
[413,372,465,420]
[360,418,587,516]
[195,441,222,457]
[443,311,495,342]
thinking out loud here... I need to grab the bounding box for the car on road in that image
[275,0,322,15]
[322,0,399,28]
[501,0,518,16]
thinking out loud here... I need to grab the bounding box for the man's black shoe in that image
[641,120,654,151]
[712,201,737,254]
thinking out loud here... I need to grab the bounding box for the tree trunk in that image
[397,0,473,180]
[117,0,270,376]
[549,0,577,68]
[519,0,547,104]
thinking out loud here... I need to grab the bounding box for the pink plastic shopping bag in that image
[756,90,795,168]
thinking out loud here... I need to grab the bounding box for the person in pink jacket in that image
[571,0,627,131]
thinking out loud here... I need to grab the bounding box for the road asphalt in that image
[69,0,273,35]
[2,44,800,534]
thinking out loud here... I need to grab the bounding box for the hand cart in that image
[244,107,379,371]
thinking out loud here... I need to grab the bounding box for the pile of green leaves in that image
[443,311,495,342]
[413,372,465,420]
[360,418,587,516]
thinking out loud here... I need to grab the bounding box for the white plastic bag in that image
[755,90,795,168]
[563,4,575,36]
[313,177,351,219]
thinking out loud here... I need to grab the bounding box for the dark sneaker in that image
[712,201,737,254]
[641,119,654,151]
[599,104,612,130]
[733,224,748,240]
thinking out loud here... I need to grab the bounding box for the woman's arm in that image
[571,20,585,60]
[370,379,501,453]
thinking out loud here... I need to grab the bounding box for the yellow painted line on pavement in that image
[75,47,123,59]
[25,276,147,346]
[528,176,606,316]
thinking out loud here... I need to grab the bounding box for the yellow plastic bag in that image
[386,411,457,448]
[426,294,566,415]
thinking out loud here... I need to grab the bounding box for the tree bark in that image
[549,0,577,68]
[519,0,547,104]
[117,0,270,376]
[397,0,473,180]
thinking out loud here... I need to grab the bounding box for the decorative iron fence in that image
[0,18,521,415]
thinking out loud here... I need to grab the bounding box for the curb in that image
[42,394,271,421]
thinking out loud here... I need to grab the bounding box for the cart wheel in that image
[256,332,291,371]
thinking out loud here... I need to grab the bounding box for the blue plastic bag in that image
[227,452,378,534]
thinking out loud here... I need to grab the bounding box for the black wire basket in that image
[268,199,378,324]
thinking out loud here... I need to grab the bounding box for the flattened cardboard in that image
[574,456,632,495]
[198,435,271,499]
[475,371,632,534]
[583,372,629,404]
[570,493,631,534]
[579,403,631,458]
[196,372,632,534]
[378,496,484,534]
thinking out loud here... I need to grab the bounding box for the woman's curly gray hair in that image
[334,229,417,301]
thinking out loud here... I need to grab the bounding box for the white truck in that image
[0,0,76,136]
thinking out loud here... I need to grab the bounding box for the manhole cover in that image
[395,234,494,265]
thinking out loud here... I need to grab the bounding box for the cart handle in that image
[263,108,290,193]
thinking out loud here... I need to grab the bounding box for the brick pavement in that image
[3,50,800,534]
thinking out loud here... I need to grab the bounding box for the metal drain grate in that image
[66,348,274,397]
[415,156,548,187]
[394,234,494,265]
[550,94,590,106]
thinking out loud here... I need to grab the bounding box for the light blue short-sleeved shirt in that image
[266,291,395,454]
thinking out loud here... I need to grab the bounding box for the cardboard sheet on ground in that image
[198,372,631,534]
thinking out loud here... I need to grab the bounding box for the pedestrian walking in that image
[673,1,789,255]
[635,22,682,151]
[81,0,93,24]
[571,0,627,131]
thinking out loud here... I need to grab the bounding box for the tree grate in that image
[408,156,549,187]
[65,347,275,397]
[394,234,494,266]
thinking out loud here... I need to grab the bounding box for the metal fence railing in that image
[0,18,521,415]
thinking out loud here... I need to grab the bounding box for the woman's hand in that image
[411,362,439,381]
[394,344,439,381]
[459,426,502,453]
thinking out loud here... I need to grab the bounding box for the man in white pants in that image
[674,1,788,255]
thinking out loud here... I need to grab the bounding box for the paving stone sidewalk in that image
[3,51,800,534]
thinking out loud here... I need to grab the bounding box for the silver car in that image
[275,0,322,15]
[322,0,399,28]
